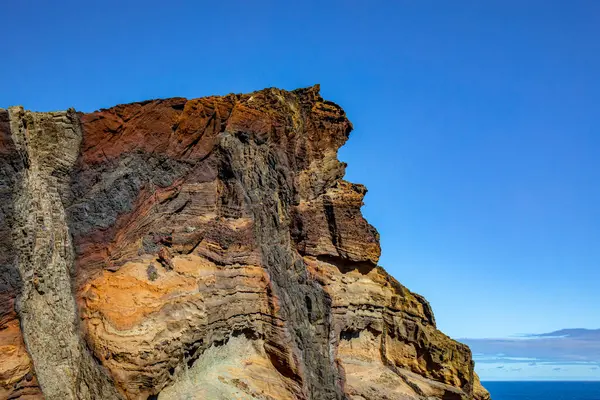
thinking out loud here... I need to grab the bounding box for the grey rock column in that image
[8,107,120,400]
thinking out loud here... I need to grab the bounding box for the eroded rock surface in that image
[0,86,490,400]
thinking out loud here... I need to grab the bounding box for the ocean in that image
[483,381,600,400]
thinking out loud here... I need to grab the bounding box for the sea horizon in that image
[483,381,600,400]
[482,380,600,382]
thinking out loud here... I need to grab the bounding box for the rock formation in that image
[0,86,490,400]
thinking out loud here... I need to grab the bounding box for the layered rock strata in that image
[0,86,490,400]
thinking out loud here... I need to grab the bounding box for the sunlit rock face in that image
[0,86,489,400]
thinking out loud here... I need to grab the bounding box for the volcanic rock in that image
[0,86,490,400]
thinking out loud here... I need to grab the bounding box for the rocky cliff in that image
[0,86,490,400]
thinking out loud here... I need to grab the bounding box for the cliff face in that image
[0,86,490,400]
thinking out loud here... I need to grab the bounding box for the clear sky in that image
[1,1,599,344]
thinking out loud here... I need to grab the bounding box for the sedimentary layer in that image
[0,86,490,400]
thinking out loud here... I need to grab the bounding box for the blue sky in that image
[1,0,599,377]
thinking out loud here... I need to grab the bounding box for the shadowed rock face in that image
[0,86,490,400]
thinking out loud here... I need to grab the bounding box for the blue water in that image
[483,381,600,400]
